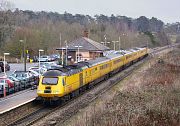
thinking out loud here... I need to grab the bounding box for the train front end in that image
[36,70,65,101]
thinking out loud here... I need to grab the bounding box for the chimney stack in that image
[83,29,89,38]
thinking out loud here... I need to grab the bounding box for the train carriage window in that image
[126,55,132,59]
[100,64,109,70]
[91,69,95,74]
[114,59,121,64]
[100,65,103,70]
[140,51,144,54]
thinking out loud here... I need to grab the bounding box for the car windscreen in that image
[42,77,58,85]
[12,73,27,78]
[8,77,14,80]
[41,56,47,58]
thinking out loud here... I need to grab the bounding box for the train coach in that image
[36,47,148,102]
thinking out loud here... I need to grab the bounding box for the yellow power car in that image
[36,47,148,102]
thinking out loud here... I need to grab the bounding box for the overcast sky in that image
[10,0,179,23]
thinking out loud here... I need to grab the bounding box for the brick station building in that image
[56,37,110,64]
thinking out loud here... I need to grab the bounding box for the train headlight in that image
[37,90,43,93]
[53,90,60,94]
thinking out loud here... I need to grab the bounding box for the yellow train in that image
[36,47,148,102]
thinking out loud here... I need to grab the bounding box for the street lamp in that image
[38,49,44,76]
[112,41,119,51]
[122,33,126,49]
[75,45,83,62]
[20,39,26,72]
[104,34,107,46]
[65,40,68,66]
[3,53,10,76]
[61,47,66,66]
[119,36,121,50]
[3,52,10,97]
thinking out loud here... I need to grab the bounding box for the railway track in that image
[1,44,179,126]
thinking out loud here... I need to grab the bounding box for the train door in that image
[79,73,83,87]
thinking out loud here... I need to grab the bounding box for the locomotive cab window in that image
[42,77,58,85]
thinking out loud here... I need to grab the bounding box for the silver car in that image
[38,55,51,62]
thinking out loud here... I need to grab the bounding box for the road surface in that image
[0,63,38,77]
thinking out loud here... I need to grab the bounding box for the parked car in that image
[0,61,10,72]
[33,56,39,62]
[49,54,60,61]
[0,77,15,95]
[8,76,22,91]
[29,66,47,74]
[10,71,36,88]
[39,62,57,70]
[29,69,40,77]
[0,77,14,88]
[49,65,62,70]
[38,55,51,62]
[10,71,34,81]
[49,55,56,61]
[28,70,40,89]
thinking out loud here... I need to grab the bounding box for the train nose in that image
[37,89,63,97]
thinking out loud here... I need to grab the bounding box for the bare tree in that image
[0,0,14,11]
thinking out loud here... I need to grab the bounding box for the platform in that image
[0,89,37,114]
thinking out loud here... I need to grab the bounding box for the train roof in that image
[134,47,146,50]
[106,53,124,60]
[44,47,147,76]
[46,62,89,76]
[43,70,67,76]
[104,50,127,56]
[128,49,139,52]
[85,57,110,66]
[118,50,132,55]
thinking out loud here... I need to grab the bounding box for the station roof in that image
[56,37,110,52]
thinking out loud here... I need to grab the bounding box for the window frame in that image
[42,77,58,85]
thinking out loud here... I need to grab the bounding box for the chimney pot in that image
[83,30,89,38]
